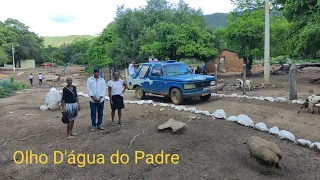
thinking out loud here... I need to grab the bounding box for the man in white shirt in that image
[128,60,138,76]
[87,67,107,131]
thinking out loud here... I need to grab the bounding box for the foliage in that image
[0,78,26,98]
[230,0,320,59]
[0,47,9,64]
[43,35,94,47]
[0,18,45,64]
[85,0,222,68]
[278,0,320,59]
[204,13,229,29]
[140,22,219,62]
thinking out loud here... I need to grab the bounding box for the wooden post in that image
[243,64,246,95]
[289,64,297,100]
[215,64,218,79]
[193,66,195,74]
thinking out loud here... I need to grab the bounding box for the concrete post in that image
[215,64,218,79]
[243,64,246,95]
[289,64,297,100]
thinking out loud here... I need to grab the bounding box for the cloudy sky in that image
[0,0,234,37]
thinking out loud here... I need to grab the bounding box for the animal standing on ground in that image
[297,94,320,114]
[237,78,252,91]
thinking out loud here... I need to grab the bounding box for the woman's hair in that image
[66,76,73,81]
[113,71,120,76]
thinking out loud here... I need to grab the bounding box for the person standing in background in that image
[128,60,137,76]
[87,67,106,132]
[108,71,128,126]
[29,73,33,86]
[38,73,43,86]
[149,55,158,62]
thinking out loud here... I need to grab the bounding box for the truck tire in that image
[170,88,184,105]
[135,86,145,100]
[200,94,211,101]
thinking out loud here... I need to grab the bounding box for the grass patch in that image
[0,77,27,98]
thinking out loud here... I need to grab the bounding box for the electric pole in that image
[264,0,270,86]
[12,44,15,72]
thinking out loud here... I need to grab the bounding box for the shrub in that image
[0,78,26,98]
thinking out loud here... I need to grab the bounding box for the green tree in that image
[140,22,219,62]
[1,18,45,63]
[0,48,9,64]
[274,0,320,58]
[223,9,265,73]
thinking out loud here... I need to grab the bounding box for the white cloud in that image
[0,0,233,36]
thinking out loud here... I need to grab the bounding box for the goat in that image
[297,95,320,114]
[237,78,252,91]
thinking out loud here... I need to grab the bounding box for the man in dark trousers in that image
[87,68,107,132]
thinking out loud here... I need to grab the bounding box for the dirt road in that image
[0,66,319,179]
[0,89,319,180]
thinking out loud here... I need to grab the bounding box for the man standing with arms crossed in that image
[87,67,106,131]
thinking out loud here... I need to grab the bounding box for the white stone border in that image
[53,88,319,151]
[210,93,306,105]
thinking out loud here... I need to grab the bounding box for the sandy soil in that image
[0,66,319,180]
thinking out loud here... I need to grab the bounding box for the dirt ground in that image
[0,66,319,180]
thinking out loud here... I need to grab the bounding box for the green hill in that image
[43,35,94,47]
[204,13,229,29]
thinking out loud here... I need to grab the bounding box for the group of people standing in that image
[60,67,127,139]
[29,73,43,86]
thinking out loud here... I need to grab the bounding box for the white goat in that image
[237,78,252,91]
[297,94,320,114]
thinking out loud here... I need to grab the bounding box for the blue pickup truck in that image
[127,60,217,105]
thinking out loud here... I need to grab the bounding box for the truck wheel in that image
[135,86,145,100]
[170,88,184,105]
[200,94,211,101]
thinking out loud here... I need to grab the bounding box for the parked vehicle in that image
[41,62,56,67]
[127,60,217,105]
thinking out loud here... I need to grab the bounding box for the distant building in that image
[20,59,35,69]
[206,49,244,73]
[3,59,35,69]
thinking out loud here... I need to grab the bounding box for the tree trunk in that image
[243,56,253,77]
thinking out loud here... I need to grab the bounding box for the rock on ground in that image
[237,114,254,127]
[296,139,312,147]
[247,136,282,168]
[213,109,226,119]
[255,122,269,132]
[278,130,295,142]
[226,116,238,122]
[157,119,186,133]
[269,127,280,135]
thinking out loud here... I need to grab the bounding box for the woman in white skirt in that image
[61,77,80,139]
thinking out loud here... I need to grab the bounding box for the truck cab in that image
[127,60,217,105]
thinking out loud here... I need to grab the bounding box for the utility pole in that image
[264,0,270,86]
[12,44,15,72]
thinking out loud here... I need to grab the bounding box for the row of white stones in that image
[54,88,319,151]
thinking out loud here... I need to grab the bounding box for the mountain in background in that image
[43,35,94,47]
[204,13,229,29]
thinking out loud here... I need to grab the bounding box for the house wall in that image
[20,59,35,69]
[206,50,244,73]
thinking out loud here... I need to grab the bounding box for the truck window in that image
[163,64,192,76]
[151,66,162,76]
[138,65,151,78]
